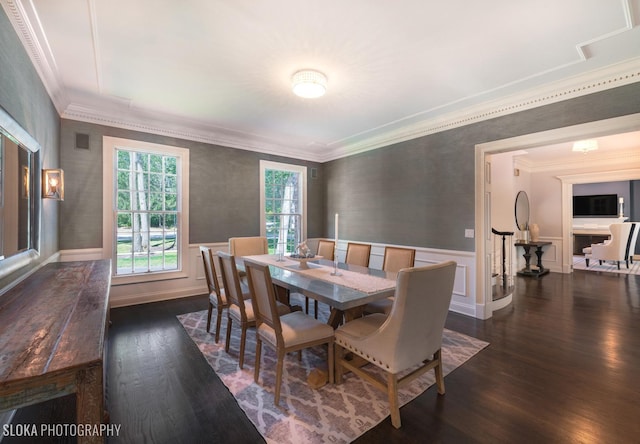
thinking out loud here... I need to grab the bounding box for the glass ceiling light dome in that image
[292,69,327,98]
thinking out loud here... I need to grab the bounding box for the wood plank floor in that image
[4,269,640,443]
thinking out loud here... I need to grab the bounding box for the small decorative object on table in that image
[529,223,539,242]
[289,241,320,269]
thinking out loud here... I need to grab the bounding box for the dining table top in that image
[237,254,397,312]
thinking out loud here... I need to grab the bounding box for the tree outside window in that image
[115,149,179,275]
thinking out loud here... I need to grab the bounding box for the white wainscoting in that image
[308,239,478,318]
[60,239,479,317]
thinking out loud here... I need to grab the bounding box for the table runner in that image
[243,254,396,294]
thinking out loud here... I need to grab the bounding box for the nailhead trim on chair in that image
[337,338,391,369]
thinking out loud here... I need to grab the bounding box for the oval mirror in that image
[514,190,530,231]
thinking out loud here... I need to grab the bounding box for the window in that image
[103,137,189,282]
[260,161,307,254]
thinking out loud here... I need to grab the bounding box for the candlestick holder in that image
[276,241,285,262]
[330,246,342,276]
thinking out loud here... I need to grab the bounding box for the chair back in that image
[382,246,416,273]
[376,261,456,372]
[317,240,335,261]
[244,259,283,338]
[200,246,223,304]
[229,236,269,257]
[608,223,633,257]
[345,242,371,267]
[625,222,639,261]
[217,252,248,317]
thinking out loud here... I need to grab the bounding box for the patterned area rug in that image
[573,256,640,275]
[178,301,488,443]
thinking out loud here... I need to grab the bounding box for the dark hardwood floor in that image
[4,270,640,443]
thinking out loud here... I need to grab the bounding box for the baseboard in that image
[109,285,204,308]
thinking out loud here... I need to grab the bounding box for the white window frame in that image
[103,136,189,284]
[259,160,307,244]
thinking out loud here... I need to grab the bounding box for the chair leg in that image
[274,349,285,406]
[239,324,247,369]
[254,338,262,383]
[599,260,603,265]
[214,308,223,343]
[206,303,214,333]
[616,261,620,270]
[327,340,335,384]
[305,297,310,314]
[225,317,233,353]
[334,343,344,384]
[387,372,401,428]
[434,349,445,395]
[585,258,589,267]
[314,300,319,319]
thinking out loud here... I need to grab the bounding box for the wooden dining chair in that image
[199,246,228,343]
[228,236,269,256]
[345,242,371,267]
[317,239,335,261]
[217,251,289,369]
[365,246,416,315]
[244,258,334,406]
[335,261,457,428]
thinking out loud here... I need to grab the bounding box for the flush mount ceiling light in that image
[291,69,327,98]
[572,139,599,154]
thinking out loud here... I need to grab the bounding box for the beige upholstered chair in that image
[229,236,269,257]
[218,251,289,368]
[244,258,334,406]
[317,239,335,261]
[200,246,228,343]
[364,246,416,315]
[335,261,457,428]
[583,223,633,270]
[345,242,371,267]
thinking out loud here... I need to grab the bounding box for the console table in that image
[514,241,551,277]
[0,260,111,443]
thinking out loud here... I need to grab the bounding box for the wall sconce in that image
[42,168,64,200]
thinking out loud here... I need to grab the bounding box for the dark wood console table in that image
[0,260,111,443]
[514,241,551,278]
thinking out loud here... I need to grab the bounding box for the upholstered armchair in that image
[335,261,456,428]
[583,223,633,269]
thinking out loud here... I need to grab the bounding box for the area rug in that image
[178,300,488,444]
[573,256,640,275]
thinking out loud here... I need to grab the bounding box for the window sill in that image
[111,270,189,286]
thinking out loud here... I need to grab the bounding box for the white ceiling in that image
[3,0,640,162]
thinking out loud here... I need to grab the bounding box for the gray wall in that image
[0,8,60,288]
[325,82,640,251]
[59,120,324,249]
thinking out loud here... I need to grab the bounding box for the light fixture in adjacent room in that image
[291,69,327,98]
[572,139,598,154]
[42,168,64,200]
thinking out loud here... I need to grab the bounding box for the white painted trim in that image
[557,168,640,273]
[4,0,640,163]
[476,113,640,318]
[59,248,103,262]
[259,160,308,242]
[102,136,190,285]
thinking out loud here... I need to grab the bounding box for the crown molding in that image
[322,58,640,162]
[514,148,640,174]
[0,0,68,113]
[4,0,640,164]
[62,103,326,163]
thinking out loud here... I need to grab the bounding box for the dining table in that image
[237,254,397,328]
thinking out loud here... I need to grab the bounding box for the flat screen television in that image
[572,194,618,217]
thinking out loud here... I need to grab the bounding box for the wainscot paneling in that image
[61,240,478,316]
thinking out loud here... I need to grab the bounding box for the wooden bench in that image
[0,260,111,443]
